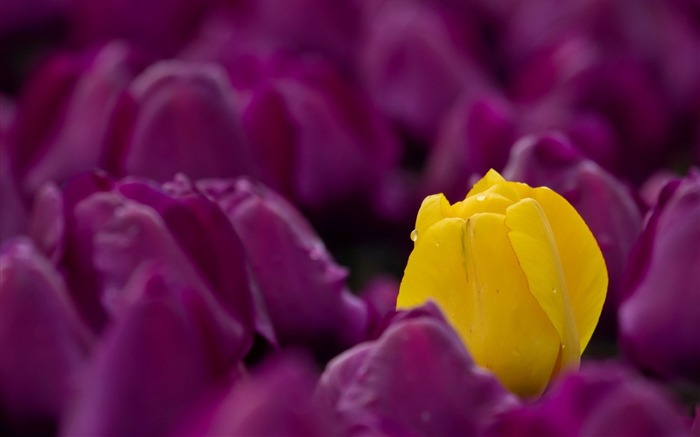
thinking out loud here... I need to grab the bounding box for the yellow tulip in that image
[397,169,607,397]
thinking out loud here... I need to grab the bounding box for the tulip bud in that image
[176,353,334,437]
[618,170,700,383]
[317,303,517,436]
[359,0,490,143]
[108,61,256,183]
[238,55,401,210]
[61,264,245,437]
[486,362,692,437]
[198,177,369,356]
[397,169,608,396]
[0,238,91,432]
[19,42,138,195]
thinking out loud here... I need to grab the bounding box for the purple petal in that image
[318,304,518,436]
[425,94,516,201]
[359,0,490,142]
[487,362,692,437]
[199,178,369,355]
[113,61,256,183]
[22,42,138,194]
[0,238,91,431]
[61,264,244,437]
[178,352,335,437]
[619,170,700,383]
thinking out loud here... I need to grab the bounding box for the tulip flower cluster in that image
[1,0,699,436]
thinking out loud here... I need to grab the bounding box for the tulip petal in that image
[413,194,450,242]
[530,187,608,351]
[398,218,471,316]
[399,214,561,396]
[505,198,580,369]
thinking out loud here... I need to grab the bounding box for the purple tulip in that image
[61,264,245,437]
[359,0,491,143]
[503,133,643,329]
[357,275,400,340]
[228,0,363,68]
[27,172,256,348]
[106,60,257,183]
[618,170,700,383]
[0,97,28,244]
[424,93,516,201]
[11,42,140,194]
[239,55,401,210]
[0,0,65,36]
[67,0,215,56]
[0,238,92,433]
[177,352,336,437]
[486,362,692,437]
[317,302,518,436]
[197,177,369,355]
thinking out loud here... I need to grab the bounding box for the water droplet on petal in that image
[552,288,558,294]
[476,194,486,201]
[410,229,418,242]
[561,343,566,349]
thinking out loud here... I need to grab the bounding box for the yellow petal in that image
[505,198,580,370]
[398,213,560,396]
[465,168,506,198]
[413,194,451,243]
[529,187,608,351]
[398,217,471,316]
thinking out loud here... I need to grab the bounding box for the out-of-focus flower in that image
[198,177,369,356]
[227,0,363,69]
[67,0,215,56]
[239,56,401,210]
[358,0,491,143]
[10,42,140,194]
[61,264,245,437]
[357,275,400,340]
[618,170,700,383]
[0,97,28,244]
[0,0,65,37]
[317,302,518,436]
[27,172,255,346]
[177,352,335,437]
[424,94,516,201]
[0,238,92,434]
[397,169,608,396]
[486,362,693,437]
[503,133,642,330]
[106,60,256,183]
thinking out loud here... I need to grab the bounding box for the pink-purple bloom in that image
[1,0,699,435]
[619,170,700,384]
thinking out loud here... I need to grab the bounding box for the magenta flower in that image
[61,264,246,437]
[619,170,700,383]
[317,302,518,436]
[27,172,255,346]
[359,0,490,143]
[198,177,369,355]
[177,352,335,437]
[486,362,693,437]
[10,42,140,194]
[106,60,256,183]
[0,238,92,434]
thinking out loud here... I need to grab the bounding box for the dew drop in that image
[476,194,486,201]
[561,343,566,349]
[410,229,419,242]
[552,288,558,294]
